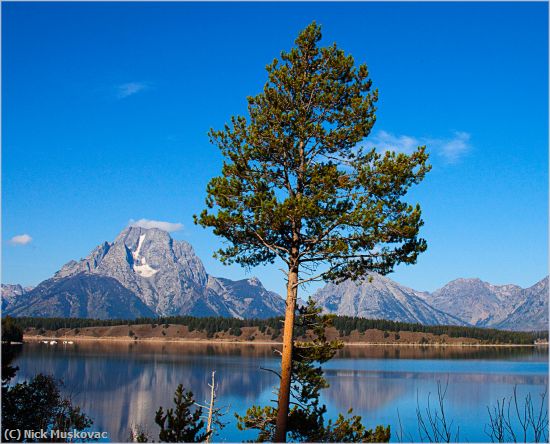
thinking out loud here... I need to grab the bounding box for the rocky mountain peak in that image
[1,284,28,310]
[312,272,462,326]
[115,225,171,245]
[9,226,285,319]
[530,276,549,292]
[441,277,486,289]
[248,276,262,286]
[422,276,539,328]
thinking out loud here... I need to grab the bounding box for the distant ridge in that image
[312,273,465,326]
[424,276,548,331]
[313,274,548,331]
[5,274,155,319]
[2,226,547,330]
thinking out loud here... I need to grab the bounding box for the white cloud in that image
[368,131,421,155]
[129,219,183,233]
[367,130,472,163]
[9,234,32,246]
[437,131,471,163]
[116,82,149,99]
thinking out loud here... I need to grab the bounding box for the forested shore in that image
[8,315,547,345]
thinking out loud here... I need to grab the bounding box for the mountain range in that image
[3,227,285,320]
[2,226,547,331]
[311,273,548,331]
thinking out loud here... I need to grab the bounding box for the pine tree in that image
[196,22,430,441]
[155,385,209,442]
[236,299,390,442]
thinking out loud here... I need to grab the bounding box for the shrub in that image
[155,385,209,442]
[229,327,242,337]
[2,373,93,438]
[1,317,23,343]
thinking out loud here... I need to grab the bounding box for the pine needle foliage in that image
[155,385,210,443]
[236,299,391,442]
[195,21,430,283]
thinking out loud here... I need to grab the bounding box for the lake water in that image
[12,342,548,442]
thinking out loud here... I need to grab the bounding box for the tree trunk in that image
[205,371,215,443]
[274,267,299,442]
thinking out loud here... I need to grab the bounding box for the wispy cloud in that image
[436,131,471,163]
[129,219,183,233]
[9,234,32,246]
[368,131,421,155]
[115,82,150,99]
[367,130,472,163]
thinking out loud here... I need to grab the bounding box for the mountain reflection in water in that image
[13,342,548,442]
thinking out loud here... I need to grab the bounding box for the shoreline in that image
[23,335,547,348]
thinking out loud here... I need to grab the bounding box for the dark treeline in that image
[330,316,548,344]
[10,315,285,340]
[7,315,547,344]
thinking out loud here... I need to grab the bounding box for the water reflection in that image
[12,342,548,442]
[323,369,547,412]
[337,344,548,361]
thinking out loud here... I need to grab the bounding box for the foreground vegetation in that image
[8,314,547,345]
[1,323,95,442]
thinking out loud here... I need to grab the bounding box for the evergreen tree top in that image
[196,21,430,285]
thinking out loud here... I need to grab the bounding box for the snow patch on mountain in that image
[132,234,158,277]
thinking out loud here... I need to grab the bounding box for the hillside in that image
[13,315,546,346]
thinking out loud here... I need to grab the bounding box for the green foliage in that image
[1,351,93,443]
[236,299,389,442]
[2,316,23,343]
[128,425,150,443]
[229,326,242,337]
[2,345,21,386]
[155,384,209,443]
[329,317,545,345]
[194,21,430,285]
[324,413,391,442]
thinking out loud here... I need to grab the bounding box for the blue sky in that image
[2,2,548,295]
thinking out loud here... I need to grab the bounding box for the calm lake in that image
[12,342,548,442]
